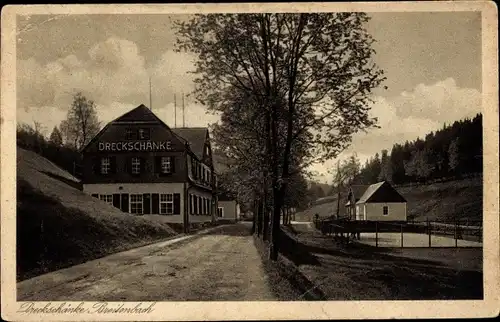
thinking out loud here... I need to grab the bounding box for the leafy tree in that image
[448,137,461,176]
[49,126,63,147]
[331,154,360,218]
[61,92,100,150]
[378,149,393,182]
[175,13,385,260]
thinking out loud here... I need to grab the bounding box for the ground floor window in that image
[99,194,113,205]
[217,207,223,218]
[160,193,174,214]
[130,194,143,214]
[383,206,389,215]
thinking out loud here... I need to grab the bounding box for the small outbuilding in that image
[345,181,407,221]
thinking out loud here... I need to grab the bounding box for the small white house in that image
[217,193,240,221]
[345,181,407,221]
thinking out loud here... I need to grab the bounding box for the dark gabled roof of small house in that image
[172,127,208,160]
[217,189,237,202]
[350,185,370,200]
[356,181,406,204]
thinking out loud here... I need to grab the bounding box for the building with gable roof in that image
[80,104,217,230]
[345,181,407,221]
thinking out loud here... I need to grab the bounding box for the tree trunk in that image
[251,200,256,234]
[263,198,270,241]
[257,199,263,237]
[336,189,341,219]
[269,186,284,260]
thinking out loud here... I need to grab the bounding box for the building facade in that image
[80,104,217,230]
[345,181,407,221]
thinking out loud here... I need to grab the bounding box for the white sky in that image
[16,12,482,183]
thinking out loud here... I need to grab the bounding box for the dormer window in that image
[125,128,135,140]
[138,128,150,140]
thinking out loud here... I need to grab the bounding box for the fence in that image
[313,218,482,248]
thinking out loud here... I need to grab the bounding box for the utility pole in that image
[149,76,152,110]
[174,94,177,128]
[182,92,185,127]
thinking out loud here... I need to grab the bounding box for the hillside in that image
[294,176,482,223]
[17,147,178,281]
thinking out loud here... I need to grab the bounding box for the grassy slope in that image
[282,225,482,300]
[295,176,482,223]
[17,147,178,281]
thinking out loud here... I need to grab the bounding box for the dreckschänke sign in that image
[98,140,173,152]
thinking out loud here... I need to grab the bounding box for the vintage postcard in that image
[1,2,499,321]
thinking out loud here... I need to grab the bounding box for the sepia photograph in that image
[1,2,498,321]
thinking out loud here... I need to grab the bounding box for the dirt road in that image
[18,223,276,301]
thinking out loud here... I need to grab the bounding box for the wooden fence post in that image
[427,218,431,248]
[400,223,404,248]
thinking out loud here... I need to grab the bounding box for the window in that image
[161,156,172,174]
[383,206,389,216]
[101,157,110,174]
[193,195,198,215]
[160,194,174,215]
[189,194,193,215]
[198,197,202,215]
[126,128,135,140]
[131,157,141,174]
[130,194,143,214]
[99,194,113,205]
[217,207,224,218]
[138,128,150,140]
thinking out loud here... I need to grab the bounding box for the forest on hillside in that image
[356,113,482,185]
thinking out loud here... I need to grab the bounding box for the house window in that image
[138,128,150,140]
[130,194,143,214]
[99,194,113,205]
[193,195,198,215]
[198,197,202,215]
[161,157,172,174]
[383,206,389,216]
[131,157,141,174]
[125,128,136,140]
[160,194,174,215]
[101,157,111,174]
[217,207,224,218]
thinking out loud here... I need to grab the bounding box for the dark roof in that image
[356,181,407,204]
[171,127,208,160]
[217,188,237,201]
[350,185,370,201]
[113,104,159,123]
[81,104,207,156]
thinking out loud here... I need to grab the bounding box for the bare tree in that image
[61,92,101,150]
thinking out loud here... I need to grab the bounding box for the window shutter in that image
[112,194,120,208]
[125,157,131,174]
[155,156,162,174]
[110,156,117,174]
[140,157,146,174]
[152,193,159,214]
[120,194,129,212]
[92,157,100,174]
[170,156,175,173]
[143,193,151,214]
[173,193,181,214]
